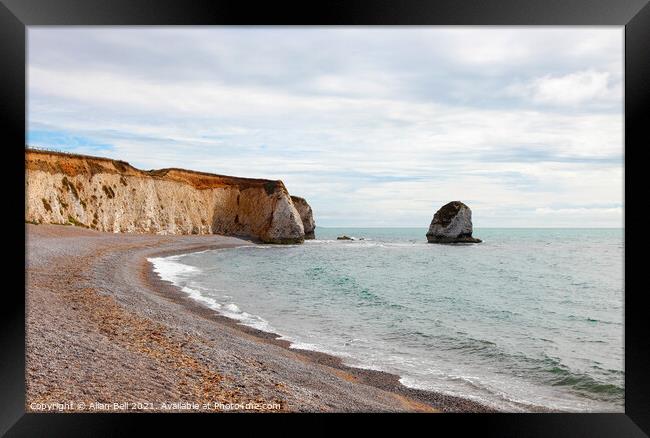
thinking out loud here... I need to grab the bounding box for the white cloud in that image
[506,70,621,107]
[27,27,624,227]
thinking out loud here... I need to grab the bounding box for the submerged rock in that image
[426,201,482,243]
[337,235,354,240]
[291,195,316,239]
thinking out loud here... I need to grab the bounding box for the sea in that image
[149,228,624,412]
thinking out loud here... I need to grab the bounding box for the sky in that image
[27,27,624,227]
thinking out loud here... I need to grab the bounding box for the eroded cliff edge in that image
[290,196,316,239]
[25,149,307,244]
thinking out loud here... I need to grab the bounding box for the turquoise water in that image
[150,228,624,412]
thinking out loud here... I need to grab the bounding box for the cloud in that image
[27,27,624,227]
[505,70,622,107]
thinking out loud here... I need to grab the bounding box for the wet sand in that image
[25,224,493,413]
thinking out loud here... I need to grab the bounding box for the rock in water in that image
[426,201,482,243]
[291,196,316,239]
[337,235,354,240]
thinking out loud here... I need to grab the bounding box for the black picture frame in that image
[2,0,648,435]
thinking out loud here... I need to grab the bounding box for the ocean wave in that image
[223,303,241,313]
[566,314,621,325]
[149,256,200,284]
[151,230,624,412]
[397,375,533,412]
[542,356,624,400]
[149,255,278,334]
[180,286,221,310]
[435,334,624,403]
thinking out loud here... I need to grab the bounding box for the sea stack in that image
[426,201,482,243]
[291,195,316,239]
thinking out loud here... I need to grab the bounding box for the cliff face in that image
[290,196,316,239]
[25,149,306,244]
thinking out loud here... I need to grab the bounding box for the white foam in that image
[149,255,275,332]
[398,373,595,412]
[224,303,241,313]
[149,256,200,284]
[218,306,276,333]
[284,340,320,351]
[181,286,221,311]
[188,282,225,293]
[276,334,356,359]
[149,251,415,377]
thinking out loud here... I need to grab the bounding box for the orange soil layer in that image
[25,149,284,192]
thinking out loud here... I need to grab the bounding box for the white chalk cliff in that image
[25,149,310,244]
[290,196,316,239]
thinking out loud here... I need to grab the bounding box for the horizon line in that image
[316,226,624,229]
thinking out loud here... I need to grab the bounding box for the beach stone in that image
[291,196,316,239]
[426,201,482,243]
